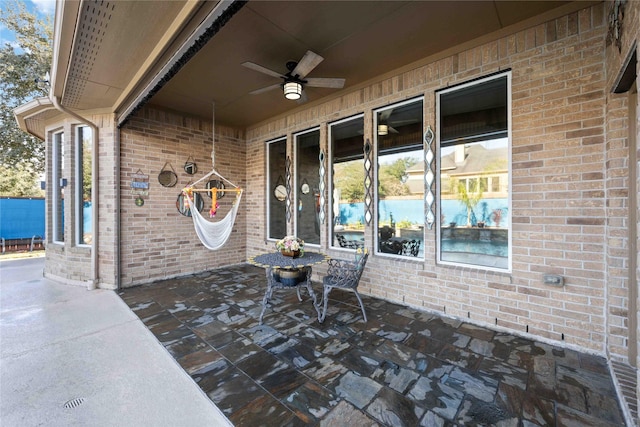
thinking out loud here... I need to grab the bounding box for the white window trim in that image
[435,71,512,272]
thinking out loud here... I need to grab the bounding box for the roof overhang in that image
[16,0,600,136]
[13,97,57,140]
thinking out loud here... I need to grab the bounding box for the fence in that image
[0,197,45,253]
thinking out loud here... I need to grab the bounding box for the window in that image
[375,98,424,258]
[329,115,364,250]
[295,129,320,245]
[52,131,64,243]
[76,126,92,245]
[267,137,287,240]
[437,72,510,270]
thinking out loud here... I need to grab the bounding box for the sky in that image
[0,0,55,48]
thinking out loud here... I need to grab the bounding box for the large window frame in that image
[52,130,65,243]
[374,97,425,259]
[266,137,287,241]
[294,127,320,246]
[328,114,365,251]
[75,126,92,246]
[436,72,512,272]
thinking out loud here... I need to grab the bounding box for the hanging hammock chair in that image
[183,170,242,250]
[181,103,243,250]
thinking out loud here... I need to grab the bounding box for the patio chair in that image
[402,239,420,256]
[318,251,369,323]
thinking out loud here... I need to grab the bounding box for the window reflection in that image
[53,131,64,243]
[267,138,287,240]
[330,115,364,249]
[295,129,320,245]
[77,126,92,245]
[375,99,424,258]
[438,73,510,269]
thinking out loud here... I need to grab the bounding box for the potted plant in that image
[276,235,305,257]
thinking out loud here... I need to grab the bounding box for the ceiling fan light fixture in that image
[378,124,389,136]
[283,81,302,100]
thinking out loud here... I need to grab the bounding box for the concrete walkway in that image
[0,257,231,426]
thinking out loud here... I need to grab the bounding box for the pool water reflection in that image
[441,239,508,257]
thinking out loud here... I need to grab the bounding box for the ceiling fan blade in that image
[304,78,345,89]
[379,109,393,122]
[249,83,282,95]
[292,50,324,79]
[242,61,285,79]
[389,126,400,134]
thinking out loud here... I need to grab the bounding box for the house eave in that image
[13,97,56,140]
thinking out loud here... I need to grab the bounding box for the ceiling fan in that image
[242,50,345,101]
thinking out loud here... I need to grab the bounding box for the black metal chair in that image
[402,239,420,256]
[318,251,369,323]
[336,233,364,249]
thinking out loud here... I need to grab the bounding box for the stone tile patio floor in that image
[119,264,626,426]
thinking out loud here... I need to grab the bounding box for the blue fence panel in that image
[0,198,45,239]
[338,198,509,227]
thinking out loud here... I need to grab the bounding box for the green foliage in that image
[378,157,416,198]
[396,219,414,229]
[334,161,365,202]
[0,1,53,174]
[454,178,484,226]
[0,162,44,197]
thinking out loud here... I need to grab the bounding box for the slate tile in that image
[284,381,338,423]
[366,386,424,426]
[217,336,262,363]
[333,371,382,409]
[177,346,224,374]
[302,356,349,386]
[321,400,380,427]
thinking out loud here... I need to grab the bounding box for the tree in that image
[454,178,484,227]
[378,157,416,198]
[0,2,52,176]
[334,161,365,202]
[0,162,44,197]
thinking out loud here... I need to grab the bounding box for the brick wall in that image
[43,113,117,288]
[118,108,246,287]
[245,4,613,353]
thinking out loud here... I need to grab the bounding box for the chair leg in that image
[353,290,367,322]
[259,285,273,325]
[318,286,332,323]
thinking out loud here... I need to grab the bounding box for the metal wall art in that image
[424,125,435,230]
[319,150,326,224]
[364,139,373,225]
[285,156,292,223]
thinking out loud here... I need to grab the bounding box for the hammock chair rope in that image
[182,102,242,250]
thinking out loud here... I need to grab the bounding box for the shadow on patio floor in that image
[119,264,626,426]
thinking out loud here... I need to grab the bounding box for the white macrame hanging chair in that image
[183,103,242,250]
[184,175,242,250]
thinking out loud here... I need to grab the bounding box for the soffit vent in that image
[63,1,114,108]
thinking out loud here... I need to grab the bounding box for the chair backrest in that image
[353,251,369,282]
[379,226,394,240]
[326,251,369,290]
[402,239,420,256]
